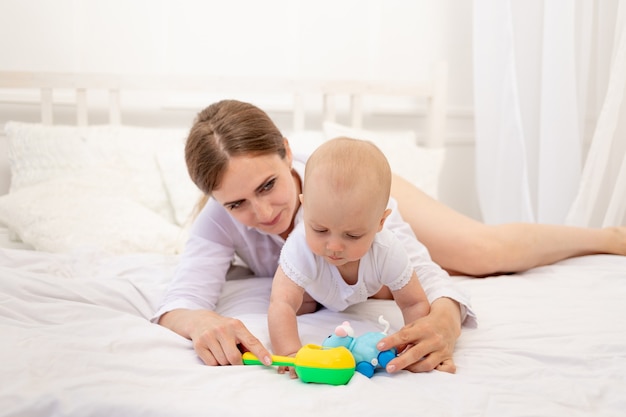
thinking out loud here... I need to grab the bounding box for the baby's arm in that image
[392,271,431,324]
[268,266,306,372]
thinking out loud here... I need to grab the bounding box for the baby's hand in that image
[277,352,299,379]
[277,365,298,379]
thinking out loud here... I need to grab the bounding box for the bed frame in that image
[1,66,626,417]
[0,62,447,147]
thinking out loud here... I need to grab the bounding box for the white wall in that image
[0,0,480,219]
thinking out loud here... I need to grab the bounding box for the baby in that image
[268,136,431,378]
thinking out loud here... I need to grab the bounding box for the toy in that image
[242,344,356,385]
[322,315,397,378]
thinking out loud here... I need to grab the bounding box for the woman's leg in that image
[390,174,626,276]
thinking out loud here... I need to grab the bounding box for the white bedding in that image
[1,111,625,416]
[2,248,625,417]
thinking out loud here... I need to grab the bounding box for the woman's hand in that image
[158,309,272,367]
[376,297,462,374]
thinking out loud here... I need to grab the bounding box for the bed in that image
[1,69,625,417]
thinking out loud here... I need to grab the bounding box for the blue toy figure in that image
[322,315,397,378]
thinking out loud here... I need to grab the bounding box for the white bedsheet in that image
[1,248,625,417]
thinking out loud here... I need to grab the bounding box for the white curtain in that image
[473,0,626,227]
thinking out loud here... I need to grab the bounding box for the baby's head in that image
[304,136,391,213]
[302,137,392,245]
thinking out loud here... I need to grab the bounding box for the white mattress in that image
[1,248,625,417]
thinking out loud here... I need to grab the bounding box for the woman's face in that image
[211,145,299,239]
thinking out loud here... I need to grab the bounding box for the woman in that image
[154,99,625,374]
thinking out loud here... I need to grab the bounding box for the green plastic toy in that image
[242,344,356,385]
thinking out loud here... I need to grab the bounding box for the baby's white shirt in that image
[279,224,413,312]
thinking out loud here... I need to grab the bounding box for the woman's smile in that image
[260,211,282,227]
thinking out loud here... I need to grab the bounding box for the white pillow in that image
[322,122,446,198]
[87,125,188,222]
[284,130,327,158]
[0,176,183,255]
[155,142,203,227]
[4,122,188,223]
[5,123,100,191]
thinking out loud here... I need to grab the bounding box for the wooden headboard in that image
[0,62,447,148]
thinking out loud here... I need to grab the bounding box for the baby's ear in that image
[378,208,392,231]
